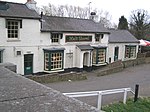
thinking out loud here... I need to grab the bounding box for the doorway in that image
[114,47,119,61]
[24,54,33,75]
[83,52,91,71]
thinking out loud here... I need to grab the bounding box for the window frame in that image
[95,34,104,42]
[44,50,64,71]
[125,45,136,58]
[6,19,22,40]
[51,33,62,43]
[92,48,106,65]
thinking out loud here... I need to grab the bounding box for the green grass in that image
[102,98,150,112]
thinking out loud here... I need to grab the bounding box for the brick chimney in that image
[26,0,37,11]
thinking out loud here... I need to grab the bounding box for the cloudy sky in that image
[1,0,150,24]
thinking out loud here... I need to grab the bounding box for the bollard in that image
[134,84,139,102]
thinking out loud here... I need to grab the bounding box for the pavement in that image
[45,63,150,107]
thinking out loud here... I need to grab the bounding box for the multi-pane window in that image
[97,49,106,63]
[92,49,97,64]
[44,51,64,71]
[44,53,49,71]
[7,20,19,39]
[51,52,62,70]
[125,46,136,58]
[92,48,106,64]
[51,34,60,43]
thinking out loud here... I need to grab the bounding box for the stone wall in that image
[0,63,16,73]
[26,72,87,83]
[95,60,124,76]
[95,57,150,77]
[122,58,145,68]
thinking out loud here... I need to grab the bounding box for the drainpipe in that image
[40,12,43,30]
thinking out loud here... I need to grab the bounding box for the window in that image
[44,51,64,71]
[125,46,136,58]
[51,33,60,43]
[92,49,97,64]
[92,48,106,64]
[97,49,106,63]
[6,20,21,39]
[95,34,104,42]
[44,53,49,71]
[51,52,62,70]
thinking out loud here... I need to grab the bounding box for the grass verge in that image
[102,97,150,112]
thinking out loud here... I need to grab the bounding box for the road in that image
[44,64,150,107]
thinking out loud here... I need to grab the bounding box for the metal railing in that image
[63,88,135,111]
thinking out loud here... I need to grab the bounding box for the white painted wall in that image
[0,18,45,74]
[108,43,139,63]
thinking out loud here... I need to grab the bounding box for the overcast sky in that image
[2,0,150,24]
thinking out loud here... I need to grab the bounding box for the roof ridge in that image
[0,1,25,5]
[43,15,93,21]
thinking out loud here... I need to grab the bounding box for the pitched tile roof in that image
[109,29,139,43]
[0,1,40,19]
[41,15,109,33]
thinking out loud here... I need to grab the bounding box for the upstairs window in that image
[51,33,62,43]
[95,34,104,42]
[6,19,22,39]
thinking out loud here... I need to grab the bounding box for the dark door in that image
[24,54,33,75]
[114,47,119,61]
[0,51,2,63]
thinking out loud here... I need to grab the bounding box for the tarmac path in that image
[44,64,150,107]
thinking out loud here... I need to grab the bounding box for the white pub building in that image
[0,0,139,75]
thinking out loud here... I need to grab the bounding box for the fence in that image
[63,88,135,111]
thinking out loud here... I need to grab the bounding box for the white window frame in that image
[51,33,60,43]
[51,52,63,70]
[7,20,20,40]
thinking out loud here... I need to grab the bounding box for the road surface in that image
[44,64,150,107]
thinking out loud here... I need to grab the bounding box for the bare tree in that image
[129,9,150,39]
[41,3,113,28]
[97,10,112,28]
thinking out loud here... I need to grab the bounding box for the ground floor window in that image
[44,50,64,71]
[125,45,136,58]
[92,48,106,64]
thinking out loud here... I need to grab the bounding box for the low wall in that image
[0,63,16,73]
[145,57,150,63]
[95,57,150,77]
[95,60,124,76]
[122,58,145,68]
[27,57,150,83]
[26,72,87,83]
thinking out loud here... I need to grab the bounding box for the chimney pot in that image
[26,0,37,11]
